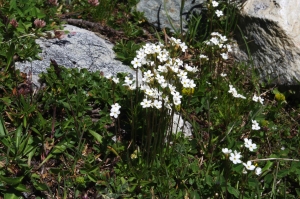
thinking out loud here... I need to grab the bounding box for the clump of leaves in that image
[113,39,143,65]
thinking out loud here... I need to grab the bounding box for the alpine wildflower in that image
[229,150,242,164]
[243,161,256,170]
[252,120,261,130]
[212,0,219,7]
[110,103,121,119]
[255,167,262,175]
[215,10,223,17]
[222,148,232,154]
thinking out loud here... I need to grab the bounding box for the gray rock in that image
[234,0,300,84]
[136,0,205,32]
[172,113,193,138]
[15,24,142,87]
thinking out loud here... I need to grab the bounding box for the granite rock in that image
[136,0,205,32]
[15,24,142,87]
[235,0,300,84]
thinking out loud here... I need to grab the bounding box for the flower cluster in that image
[122,76,136,90]
[244,138,257,151]
[252,94,264,105]
[9,19,18,28]
[228,85,246,99]
[110,103,121,119]
[252,120,260,130]
[211,1,223,17]
[129,38,197,110]
[203,32,232,60]
[88,0,99,6]
[34,19,46,29]
[222,138,262,175]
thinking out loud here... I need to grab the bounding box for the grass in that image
[0,0,300,198]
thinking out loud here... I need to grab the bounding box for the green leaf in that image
[190,191,200,199]
[227,186,240,198]
[3,192,22,199]
[51,140,75,154]
[87,174,97,182]
[0,176,24,186]
[88,130,103,143]
[263,161,273,172]
[33,182,48,191]
[205,175,213,186]
[247,178,259,188]
[9,0,17,11]
[277,169,289,178]
[15,125,22,150]
[14,183,30,192]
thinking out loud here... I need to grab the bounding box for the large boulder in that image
[15,24,142,87]
[235,0,300,84]
[136,0,205,32]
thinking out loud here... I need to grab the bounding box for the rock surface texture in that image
[136,0,205,32]
[236,0,300,84]
[15,24,141,87]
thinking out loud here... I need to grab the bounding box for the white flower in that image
[211,32,221,37]
[229,150,242,164]
[145,88,155,97]
[244,138,252,148]
[123,76,134,86]
[222,148,232,154]
[252,120,261,130]
[252,94,259,102]
[212,0,219,7]
[226,44,232,52]
[180,43,188,52]
[157,65,167,73]
[141,98,152,108]
[244,138,257,151]
[229,85,237,95]
[255,167,262,175]
[199,54,209,60]
[281,146,285,150]
[220,73,227,77]
[112,77,119,84]
[181,78,191,88]
[228,85,246,99]
[184,64,198,73]
[215,10,223,17]
[220,52,228,60]
[243,161,255,170]
[156,74,166,84]
[188,79,196,88]
[153,100,162,109]
[168,84,177,94]
[210,37,219,45]
[144,70,153,79]
[110,103,121,119]
[253,94,264,105]
[131,57,142,69]
[220,35,228,42]
[111,103,121,110]
[177,70,188,80]
[248,143,257,152]
[258,97,264,105]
